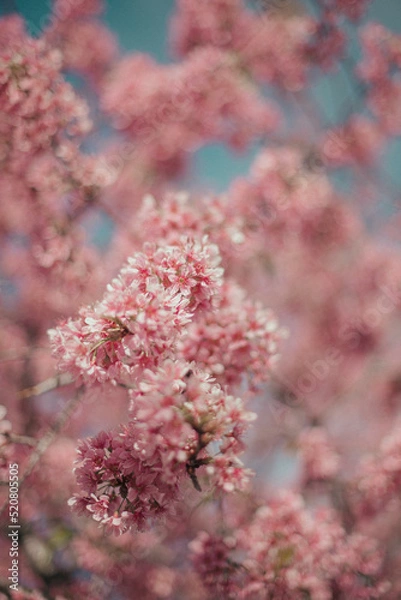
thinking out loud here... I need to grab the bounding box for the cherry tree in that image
[1,0,401,598]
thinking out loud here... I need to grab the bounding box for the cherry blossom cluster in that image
[52,0,103,20]
[322,115,383,167]
[0,14,116,331]
[331,0,372,21]
[134,158,355,270]
[227,146,358,255]
[69,359,256,533]
[179,279,282,389]
[355,421,401,519]
[132,194,285,388]
[50,232,282,532]
[2,0,401,598]
[298,426,340,483]
[0,21,91,161]
[101,45,278,177]
[171,0,314,90]
[191,491,389,599]
[49,236,225,385]
[45,0,118,85]
[358,23,401,135]
[134,192,248,262]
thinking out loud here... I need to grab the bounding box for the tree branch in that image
[18,373,74,400]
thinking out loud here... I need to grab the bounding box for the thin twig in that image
[5,433,37,447]
[18,373,74,400]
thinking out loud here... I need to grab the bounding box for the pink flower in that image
[323,116,383,166]
[0,33,91,161]
[191,491,389,599]
[171,0,313,90]
[102,46,279,169]
[48,237,224,385]
[47,20,118,85]
[69,425,183,533]
[355,422,401,518]
[332,0,371,21]
[51,0,102,21]
[179,279,283,390]
[298,426,340,482]
[70,358,257,532]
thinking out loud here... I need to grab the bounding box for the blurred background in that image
[1,0,401,194]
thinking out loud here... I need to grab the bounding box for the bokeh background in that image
[1,0,401,195]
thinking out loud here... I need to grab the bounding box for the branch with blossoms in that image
[48,236,282,533]
[2,0,401,598]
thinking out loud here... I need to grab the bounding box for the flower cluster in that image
[171,0,314,90]
[49,228,284,533]
[332,0,372,21]
[228,146,357,254]
[355,422,401,518]
[323,116,383,167]
[102,45,278,173]
[45,0,118,86]
[306,9,346,70]
[49,20,117,85]
[69,360,255,533]
[52,0,102,20]
[298,426,340,483]
[0,28,91,161]
[191,491,389,599]
[134,192,248,263]
[49,236,224,385]
[2,0,401,598]
[69,426,183,534]
[358,24,401,135]
[179,279,283,389]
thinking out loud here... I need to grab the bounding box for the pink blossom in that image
[0,33,91,161]
[178,279,283,390]
[71,362,255,532]
[1,3,401,598]
[69,426,183,533]
[47,20,118,85]
[191,491,389,599]
[323,116,383,166]
[298,426,340,482]
[48,237,224,385]
[305,10,346,70]
[102,46,279,169]
[171,0,314,90]
[355,422,401,518]
[332,0,371,21]
[51,0,103,21]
